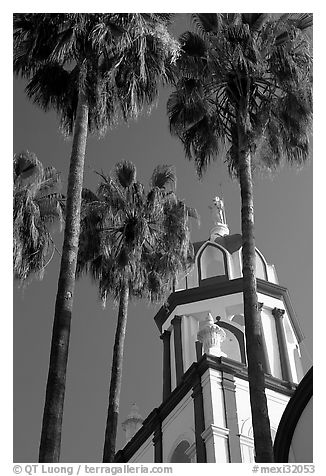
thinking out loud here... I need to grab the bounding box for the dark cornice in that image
[274,367,313,462]
[154,278,244,332]
[115,355,297,462]
[154,278,304,342]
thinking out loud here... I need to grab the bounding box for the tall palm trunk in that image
[103,281,130,463]
[39,89,89,462]
[238,127,274,462]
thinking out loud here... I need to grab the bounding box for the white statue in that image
[210,196,226,225]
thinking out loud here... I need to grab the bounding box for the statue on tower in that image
[211,196,226,225]
[209,195,229,239]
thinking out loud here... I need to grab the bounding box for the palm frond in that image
[287,13,313,31]
[114,160,137,188]
[13,152,64,283]
[150,165,176,190]
[191,14,222,36]
[77,160,196,306]
[167,12,312,178]
[14,13,180,138]
[13,150,44,187]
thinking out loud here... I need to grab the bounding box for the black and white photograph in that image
[11,7,314,472]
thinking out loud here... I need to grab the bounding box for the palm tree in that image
[77,161,196,462]
[13,13,179,462]
[13,150,64,283]
[167,13,312,462]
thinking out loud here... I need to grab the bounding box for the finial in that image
[209,195,229,239]
[197,312,227,357]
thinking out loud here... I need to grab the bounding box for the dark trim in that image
[274,368,313,462]
[160,330,172,400]
[221,372,242,462]
[273,308,293,382]
[153,423,163,463]
[197,241,229,283]
[116,355,296,462]
[154,278,304,343]
[155,278,244,332]
[195,341,203,361]
[214,318,246,364]
[171,315,184,385]
[115,408,160,463]
[192,373,207,462]
[200,275,229,287]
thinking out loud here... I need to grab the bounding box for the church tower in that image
[115,198,304,463]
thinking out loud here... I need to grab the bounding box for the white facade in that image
[124,366,292,463]
[161,291,303,387]
[162,392,195,462]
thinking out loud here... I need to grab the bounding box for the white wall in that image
[201,368,229,462]
[163,294,245,391]
[235,377,290,462]
[260,306,282,379]
[258,293,302,383]
[162,391,195,462]
[162,293,244,334]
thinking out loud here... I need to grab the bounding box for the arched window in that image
[240,248,268,281]
[215,318,246,364]
[255,250,268,280]
[221,328,242,362]
[199,244,228,282]
[170,440,191,463]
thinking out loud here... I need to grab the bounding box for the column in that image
[221,372,242,462]
[192,373,207,462]
[160,330,171,400]
[272,307,293,382]
[258,303,272,375]
[171,315,184,385]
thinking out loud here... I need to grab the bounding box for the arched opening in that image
[231,314,245,327]
[198,244,228,282]
[215,318,246,364]
[255,250,268,280]
[239,248,268,281]
[170,440,191,463]
[221,328,242,362]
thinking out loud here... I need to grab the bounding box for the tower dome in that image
[121,403,143,444]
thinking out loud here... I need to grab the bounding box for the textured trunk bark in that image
[238,130,274,463]
[103,281,130,463]
[39,89,89,462]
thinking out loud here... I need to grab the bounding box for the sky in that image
[12,12,313,463]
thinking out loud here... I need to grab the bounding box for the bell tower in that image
[115,197,305,463]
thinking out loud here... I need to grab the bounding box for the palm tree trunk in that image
[103,281,130,463]
[39,88,89,462]
[238,132,274,463]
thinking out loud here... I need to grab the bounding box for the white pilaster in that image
[202,424,229,462]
